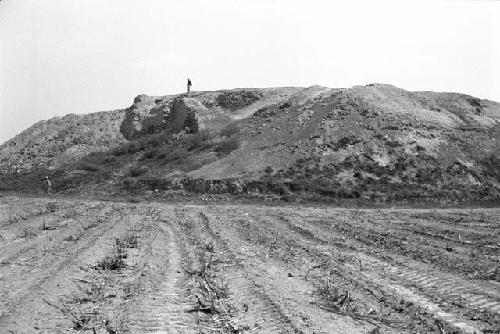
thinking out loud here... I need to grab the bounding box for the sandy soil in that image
[0,195,498,333]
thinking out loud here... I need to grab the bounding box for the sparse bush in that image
[8,215,20,225]
[20,227,37,238]
[41,219,56,230]
[157,147,185,162]
[386,140,401,148]
[139,148,159,161]
[95,253,126,271]
[264,166,274,174]
[219,123,239,138]
[279,101,292,109]
[73,161,100,172]
[216,90,262,111]
[186,130,212,151]
[128,166,148,177]
[214,137,239,157]
[84,152,118,166]
[111,144,130,156]
[63,208,78,219]
[317,279,352,311]
[115,234,138,249]
[204,241,215,252]
[334,135,360,150]
[482,151,500,182]
[78,218,100,230]
[112,132,170,156]
[63,234,80,242]
[46,202,58,213]
[415,145,426,152]
[93,237,134,271]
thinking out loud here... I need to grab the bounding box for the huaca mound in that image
[1,84,499,203]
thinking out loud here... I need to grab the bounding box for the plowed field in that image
[0,196,498,333]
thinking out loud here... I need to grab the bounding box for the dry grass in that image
[95,255,125,271]
[94,233,137,271]
[77,218,101,231]
[317,277,352,311]
[187,252,231,315]
[115,233,139,249]
[41,218,57,231]
[95,245,126,271]
[8,215,20,225]
[63,208,78,219]
[19,227,37,238]
[46,202,58,213]
[42,297,92,331]
[63,234,80,242]
[182,213,244,332]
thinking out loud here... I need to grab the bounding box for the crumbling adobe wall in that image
[120,94,236,139]
[120,94,172,140]
[168,98,206,132]
[168,97,235,133]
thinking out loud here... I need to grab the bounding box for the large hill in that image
[1,84,499,203]
[0,87,302,172]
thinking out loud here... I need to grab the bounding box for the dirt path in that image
[0,196,498,333]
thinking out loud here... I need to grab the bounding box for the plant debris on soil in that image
[0,195,498,333]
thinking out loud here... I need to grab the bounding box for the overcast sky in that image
[0,0,499,144]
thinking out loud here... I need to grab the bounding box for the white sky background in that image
[0,0,499,144]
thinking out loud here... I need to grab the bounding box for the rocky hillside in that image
[199,83,500,180]
[119,87,303,140]
[0,88,301,172]
[1,84,499,203]
[215,84,500,202]
[0,110,126,173]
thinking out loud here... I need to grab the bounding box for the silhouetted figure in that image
[187,78,192,94]
[44,176,52,196]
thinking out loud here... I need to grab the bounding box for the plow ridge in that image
[271,214,493,333]
[389,266,500,315]
[183,209,304,333]
[290,214,500,318]
[0,207,122,324]
[0,197,498,334]
[126,222,196,334]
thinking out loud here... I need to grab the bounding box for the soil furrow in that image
[0,197,498,333]
[179,207,305,333]
[197,208,370,334]
[271,212,498,332]
[234,210,486,333]
[0,205,106,267]
[0,204,124,328]
[124,220,197,334]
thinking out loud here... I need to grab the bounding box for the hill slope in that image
[0,87,302,173]
[194,83,500,180]
[1,84,499,203]
[0,110,126,173]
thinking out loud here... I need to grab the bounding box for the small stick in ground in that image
[42,298,87,329]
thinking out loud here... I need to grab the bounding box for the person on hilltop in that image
[187,78,192,94]
[44,176,52,197]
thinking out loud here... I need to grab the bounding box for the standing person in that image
[187,78,192,94]
[44,176,52,197]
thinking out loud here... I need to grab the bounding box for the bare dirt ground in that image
[0,196,498,333]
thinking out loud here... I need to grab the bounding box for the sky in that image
[0,0,499,144]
